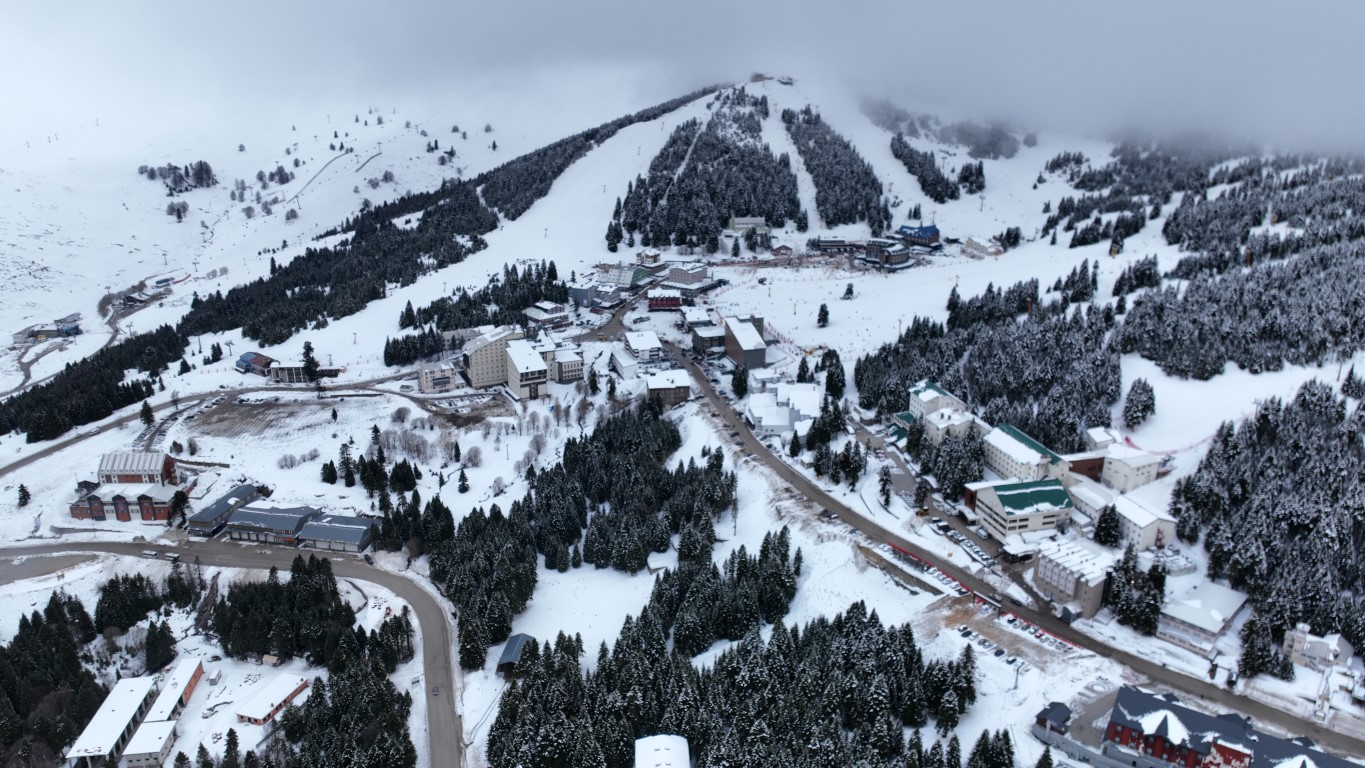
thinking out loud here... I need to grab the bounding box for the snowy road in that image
[665,340,1365,762]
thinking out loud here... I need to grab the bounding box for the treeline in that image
[856,278,1121,453]
[0,324,179,442]
[1169,381,1365,648]
[615,92,799,251]
[1111,255,1161,296]
[384,261,566,366]
[136,160,217,192]
[891,133,959,204]
[93,573,165,632]
[783,106,890,233]
[0,591,103,767]
[1114,243,1365,379]
[332,85,720,233]
[180,186,493,345]
[487,600,981,768]
[1165,161,1365,277]
[211,555,358,664]
[937,121,1020,160]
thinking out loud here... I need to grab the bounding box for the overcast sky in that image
[4,1,1365,153]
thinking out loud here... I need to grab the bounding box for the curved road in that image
[0,540,463,768]
[665,340,1365,760]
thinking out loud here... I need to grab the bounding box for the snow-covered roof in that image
[682,307,712,325]
[774,382,822,418]
[123,719,177,758]
[77,483,175,503]
[647,288,681,299]
[553,348,582,364]
[462,325,519,356]
[1065,475,1115,511]
[624,330,662,352]
[188,484,258,526]
[988,479,1073,515]
[236,674,308,723]
[1086,426,1122,448]
[1114,496,1174,529]
[300,515,376,546]
[646,370,692,390]
[910,380,953,402]
[229,506,319,532]
[725,318,765,351]
[1038,538,1117,587]
[498,633,536,667]
[692,326,725,339]
[146,657,203,721]
[925,407,978,430]
[66,676,158,760]
[98,451,166,476]
[1106,443,1164,468]
[986,425,1063,466]
[634,734,691,768]
[505,339,548,373]
[1162,581,1248,635]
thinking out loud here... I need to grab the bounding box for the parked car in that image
[363,553,375,565]
[432,686,440,696]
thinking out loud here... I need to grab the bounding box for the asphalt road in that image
[0,539,464,768]
[665,341,1365,759]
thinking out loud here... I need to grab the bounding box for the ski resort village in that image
[2,25,1365,768]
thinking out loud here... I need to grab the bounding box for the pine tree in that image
[1123,378,1156,429]
[796,357,811,383]
[878,465,893,506]
[732,365,749,399]
[458,469,470,493]
[140,399,154,426]
[1036,746,1054,768]
[302,340,320,382]
[789,432,802,458]
[1344,366,1365,399]
[222,728,241,768]
[16,484,30,507]
[1094,505,1121,546]
[817,303,829,328]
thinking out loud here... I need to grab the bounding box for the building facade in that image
[982,425,1069,482]
[1033,538,1116,619]
[1102,447,1163,492]
[225,506,320,545]
[505,339,549,400]
[1100,686,1355,768]
[646,370,693,408]
[418,362,462,394]
[624,331,664,362]
[906,380,966,420]
[975,479,1074,543]
[647,288,682,311]
[300,515,376,552]
[462,325,524,388]
[70,486,175,522]
[724,317,767,369]
[1113,497,1176,550]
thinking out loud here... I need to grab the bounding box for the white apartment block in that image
[462,325,524,388]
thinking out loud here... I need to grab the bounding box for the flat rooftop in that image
[66,676,157,759]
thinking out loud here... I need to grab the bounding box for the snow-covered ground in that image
[5,71,1362,766]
